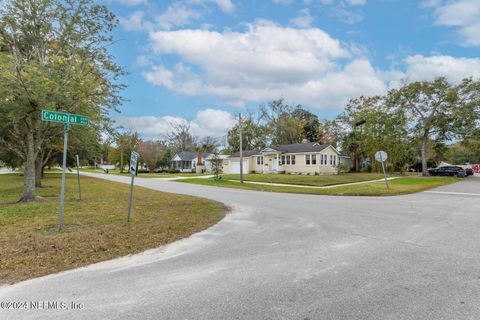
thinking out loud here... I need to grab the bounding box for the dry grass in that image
[0,173,226,284]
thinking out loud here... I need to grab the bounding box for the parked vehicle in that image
[465,168,474,176]
[428,166,466,177]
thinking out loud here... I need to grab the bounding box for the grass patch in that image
[222,173,386,187]
[178,176,460,196]
[0,173,225,284]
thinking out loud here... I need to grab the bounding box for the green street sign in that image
[41,110,89,125]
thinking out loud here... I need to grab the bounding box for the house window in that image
[331,155,336,165]
[306,154,311,165]
[257,156,264,165]
[311,154,317,165]
[321,154,327,165]
[286,155,291,165]
[281,155,285,165]
[291,155,295,165]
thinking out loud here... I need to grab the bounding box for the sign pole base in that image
[58,123,69,231]
[127,174,135,222]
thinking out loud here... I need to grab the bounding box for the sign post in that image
[41,110,90,231]
[127,151,140,223]
[375,150,389,189]
[76,154,82,200]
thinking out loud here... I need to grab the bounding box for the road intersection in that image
[1,173,480,320]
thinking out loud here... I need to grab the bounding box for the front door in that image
[272,156,278,171]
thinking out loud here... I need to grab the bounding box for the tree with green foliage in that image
[227,114,266,152]
[259,99,304,145]
[111,131,141,172]
[200,136,220,153]
[337,96,411,172]
[291,107,322,142]
[0,0,124,201]
[390,77,480,176]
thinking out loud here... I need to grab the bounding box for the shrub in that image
[335,163,349,174]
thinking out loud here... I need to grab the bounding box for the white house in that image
[171,151,211,173]
[204,154,230,174]
[225,142,350,175]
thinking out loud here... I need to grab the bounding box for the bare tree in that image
[200,136,219,153]
[165,122,197,154]
[138,140,168,173]
[210,153,223,180]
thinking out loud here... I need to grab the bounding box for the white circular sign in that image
[375,151,388,162]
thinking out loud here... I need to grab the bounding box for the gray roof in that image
[174,151,211,161]
[228,143,332,158]
[228,149,262,158]
[267,142,330,153]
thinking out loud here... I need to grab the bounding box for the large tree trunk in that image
[35,159,43,188]
[20,132,36,202]
[421,131,429,177]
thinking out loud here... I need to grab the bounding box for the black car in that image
[428,166,466,177]
[465,168,474,176]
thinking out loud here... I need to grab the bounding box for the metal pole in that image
[239,113,243,183]
[127,173,135,222]
[76,154,81,200]
[58,123,69,231]
[120,148,123,173]
[380,153,389,189]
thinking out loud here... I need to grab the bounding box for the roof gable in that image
[173,151,212,161]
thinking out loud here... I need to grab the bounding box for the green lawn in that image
[178,176,460,196]
[0,173,225,284]
[222,173,386,187]
[80,168,206,178]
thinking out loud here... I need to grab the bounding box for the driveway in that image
[1,173,480,320]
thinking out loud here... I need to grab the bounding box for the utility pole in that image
[239,113,244,183]
[120,147,124,173]
[353,119,366,172]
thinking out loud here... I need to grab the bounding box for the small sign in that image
[375,151,388,162]
[42,110,89,125]
[130,151,139,174]
[375,150,389,189]
[128,151,140,223]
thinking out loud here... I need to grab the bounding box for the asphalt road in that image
[1,173,480,320]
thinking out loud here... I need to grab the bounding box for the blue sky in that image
[105,0,480,139]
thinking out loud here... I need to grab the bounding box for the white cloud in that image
[429,0,480,46]
[119,11,148,31]
[331,7,363,24]
[404,55,480,82]
[188,0,235,13]
[114,109,236,139]
[144,21,390,110]
[289,8,313,28]
[213,0,235,13]
[156,4,201,30]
